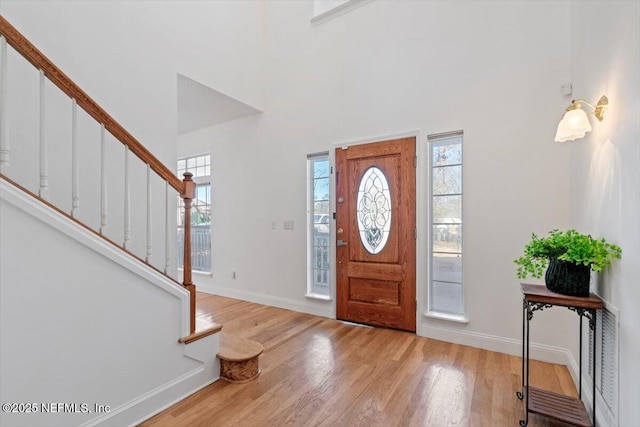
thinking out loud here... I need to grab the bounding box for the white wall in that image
[0,1,177,165]
[0,0,265,139]
[164,0,265,110]
[180,0,579,362]
[314,0,351,17]
[0,3,254,424]
[0,0,265,278]
[9,2,638,423]
[568,1,640,425]
[1,1,182,277]
[0,182,220,427]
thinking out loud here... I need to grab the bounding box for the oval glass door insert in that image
[357,166,391,254]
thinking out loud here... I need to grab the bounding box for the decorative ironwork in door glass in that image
[357,166,391,254]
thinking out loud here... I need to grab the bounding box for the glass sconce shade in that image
[555,107,592,142]
[554,95,607,142]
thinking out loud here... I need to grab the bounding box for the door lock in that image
[337,239,348,247]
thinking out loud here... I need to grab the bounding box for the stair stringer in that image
[0,180,220,427]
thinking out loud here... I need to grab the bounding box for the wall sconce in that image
[555,95,608,142]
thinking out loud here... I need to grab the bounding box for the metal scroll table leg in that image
[579,316,583,399]
[517,298,525,400]
[592,308,597,427]
[519,301,530,427]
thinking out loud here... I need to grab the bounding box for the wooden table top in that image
[520,283,603,309]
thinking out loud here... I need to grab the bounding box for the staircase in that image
[0,16,222,427]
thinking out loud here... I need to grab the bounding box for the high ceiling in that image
[177,74,261,135]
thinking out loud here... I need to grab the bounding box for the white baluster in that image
[71,98,79,217]
[164,180,170,274]
[146,164,152,263]
[0,36,9,173]
[99,124,107,235]
[123,145,130,249]
[38,70,49,200]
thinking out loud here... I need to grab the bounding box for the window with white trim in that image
[307,153,331,298]
[428,132,463,315]
[177,154,211,273]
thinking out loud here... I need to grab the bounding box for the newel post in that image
[182,172,196,334]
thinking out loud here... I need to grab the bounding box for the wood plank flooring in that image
[142,293,579,427]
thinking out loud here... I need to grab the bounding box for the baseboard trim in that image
[418,322,572,365]
[203,284,570,363]
[81,331,221,426]
[201,283,574,364]
[124,376,219,427]
[197,284,334,318]
[80,366,205,427]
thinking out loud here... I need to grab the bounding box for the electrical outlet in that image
[271,221,277,230]
[284,220,295,230]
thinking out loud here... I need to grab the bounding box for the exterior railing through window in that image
[312,233,330,294]
[178,225,211,273]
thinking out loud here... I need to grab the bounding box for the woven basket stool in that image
[217,333,263,383]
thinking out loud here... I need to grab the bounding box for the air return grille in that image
[588,305,618,418]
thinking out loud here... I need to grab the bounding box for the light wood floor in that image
[142,293,578,427]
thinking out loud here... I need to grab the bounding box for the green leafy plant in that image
[514,229,621,279]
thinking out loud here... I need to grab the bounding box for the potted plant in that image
[514,229,621,297]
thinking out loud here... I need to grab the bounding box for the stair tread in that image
[217,333,263,362]
[179,322,223,344]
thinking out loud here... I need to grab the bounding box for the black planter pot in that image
[545,258,591,297]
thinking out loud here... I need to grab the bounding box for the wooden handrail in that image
[0,15,183,193]
[178,323,223,344]
[0,16,197,335]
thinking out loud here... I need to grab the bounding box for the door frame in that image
[329,129,426,334]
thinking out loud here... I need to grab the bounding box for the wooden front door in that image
[335,137,416,332]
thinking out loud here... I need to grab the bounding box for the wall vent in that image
[588,303,619,420]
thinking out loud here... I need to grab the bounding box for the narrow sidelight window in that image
[429,132,463,315]
[307,153,331,298]
[177,154,211,273]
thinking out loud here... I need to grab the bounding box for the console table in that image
[517,283,602,427]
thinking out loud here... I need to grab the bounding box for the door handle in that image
[337,239,349,247]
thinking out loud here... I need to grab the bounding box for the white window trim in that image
[425,131,465,320]
[307,152,332,300]
[424,311,469,324]
[178,267,213,279]
[177,153,211,180]
[306,293,332,301]
[177,154,212,274]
